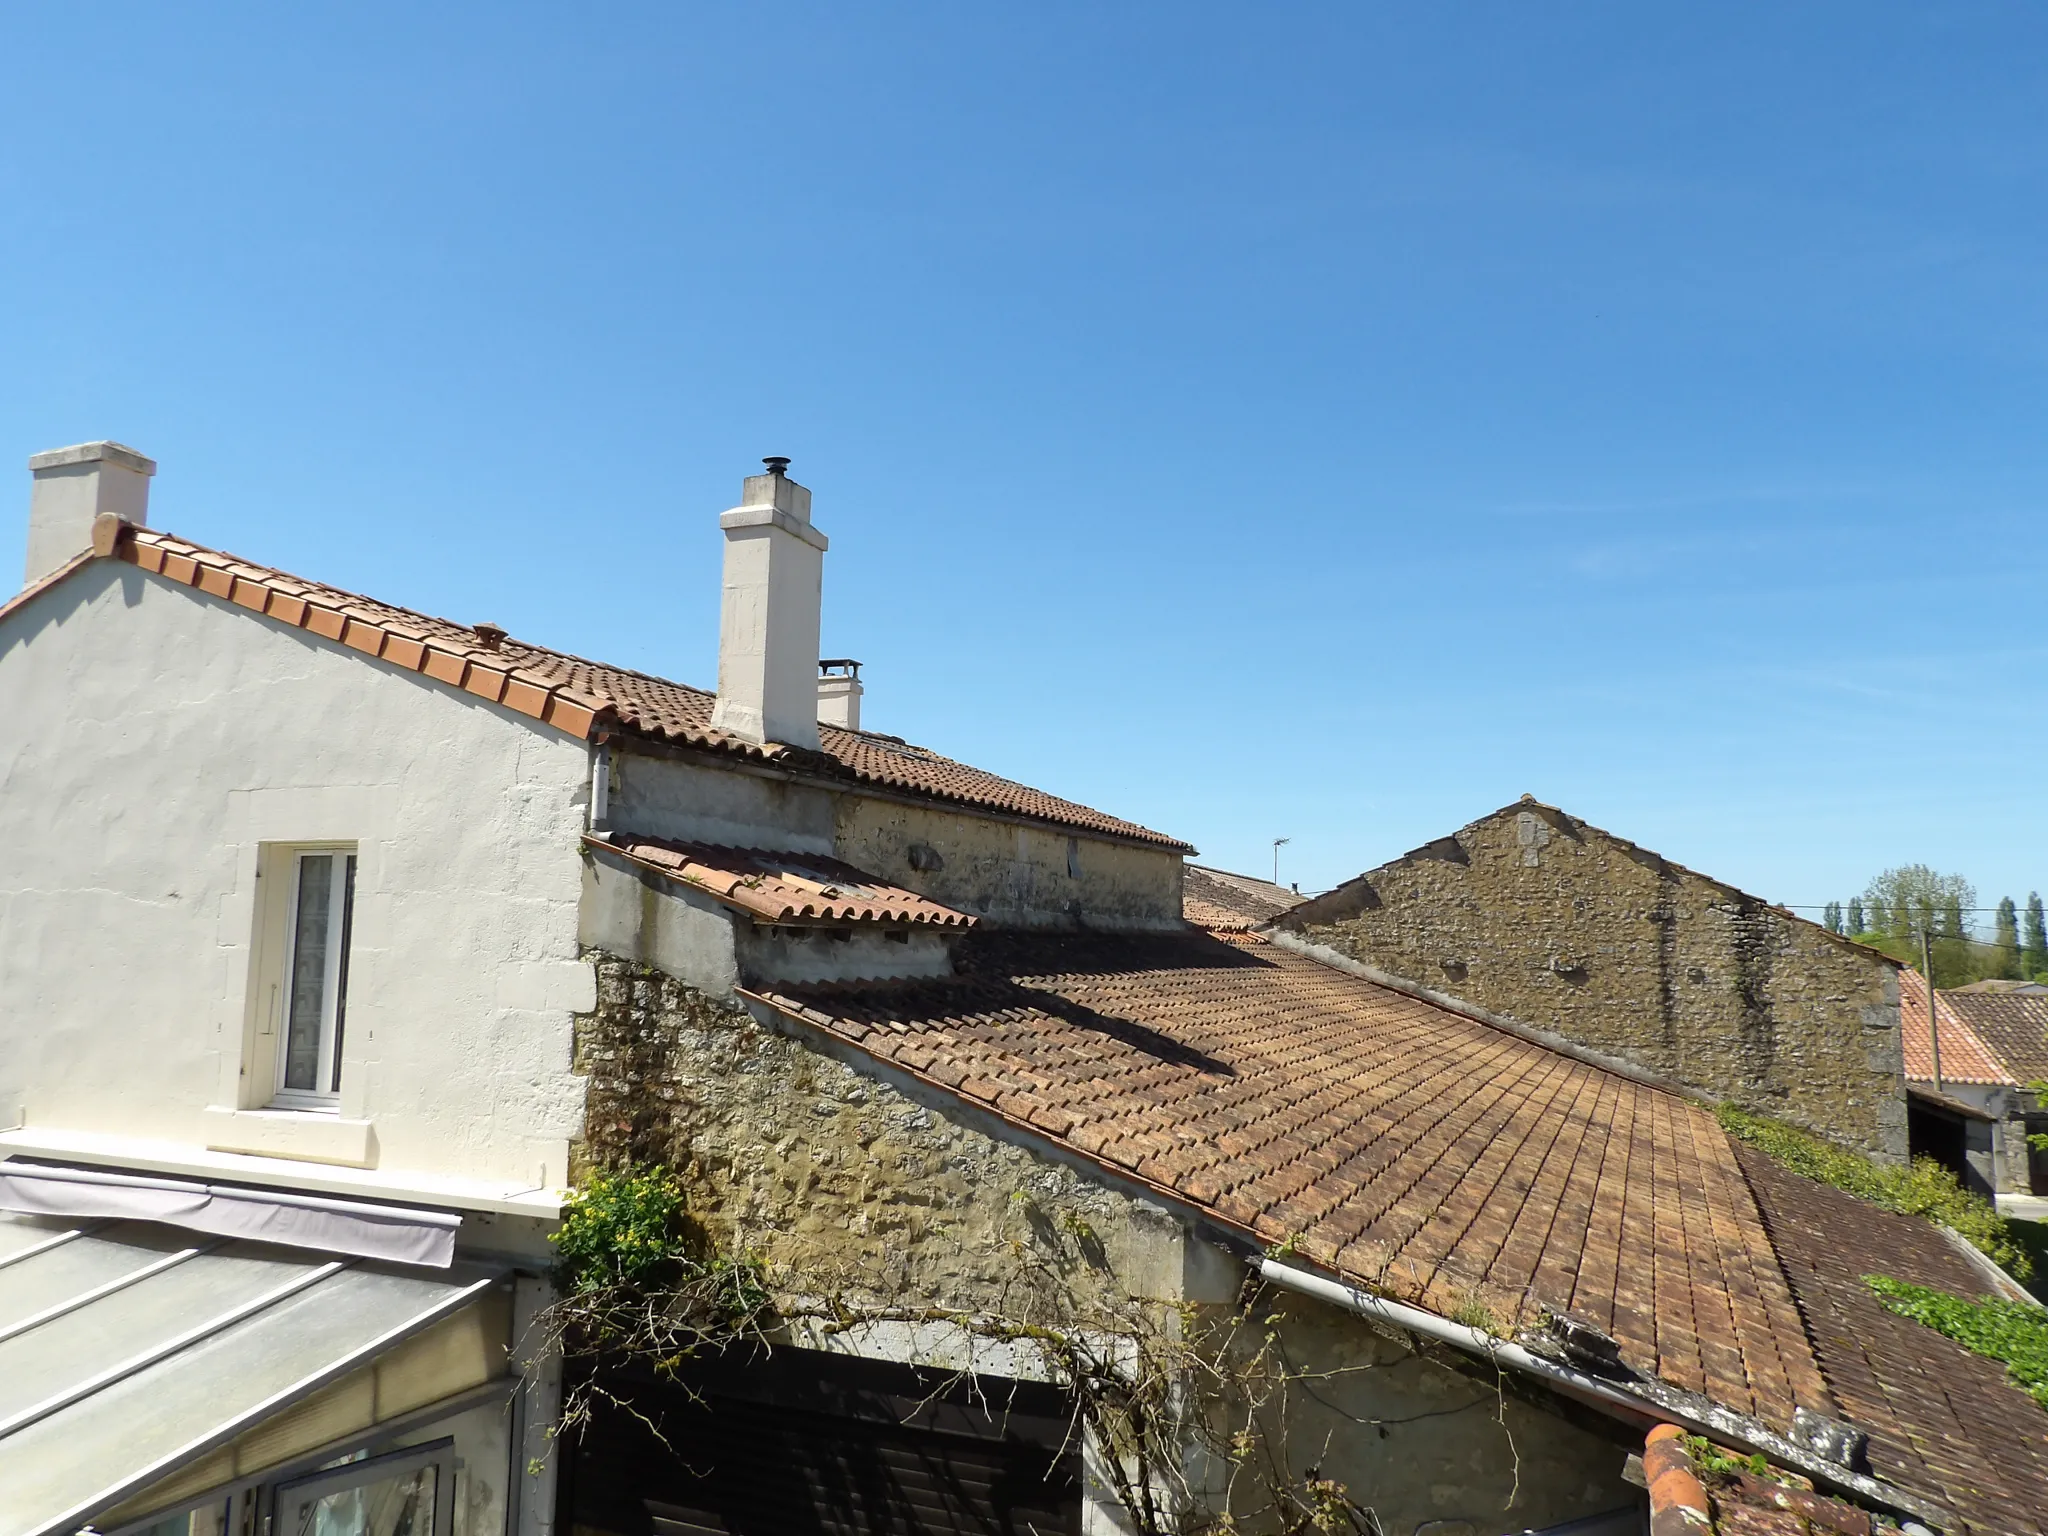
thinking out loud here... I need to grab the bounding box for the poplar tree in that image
[1995,897,2021,979]
[1847,897,1865,934]
[1941,895,1966,940]
[2026,893,2048,980]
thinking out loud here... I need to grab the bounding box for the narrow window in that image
[273,850,357,1109]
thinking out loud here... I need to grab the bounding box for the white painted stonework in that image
[0,559,592,1199]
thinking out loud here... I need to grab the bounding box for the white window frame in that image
[269,847,358,1112]
[268,1438,456,1536]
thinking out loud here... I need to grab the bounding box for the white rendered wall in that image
[0,560,594,1191]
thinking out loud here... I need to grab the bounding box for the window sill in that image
[201,1106,377,1168]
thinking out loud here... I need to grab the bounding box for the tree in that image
[1847,897,1866,935]
[1995,897,2022,980]
[1864,866,1977,939]
[1823,901,1843,935]
[1860,867,1982,986]
[2026,893,2048,981]
[1942,894,1966,941]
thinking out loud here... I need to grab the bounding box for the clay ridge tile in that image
[108,527,620,741]
[92,525,1183,849]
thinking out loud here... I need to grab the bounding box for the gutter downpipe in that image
[1256,1259,1949,1529]
[589,741,611,834]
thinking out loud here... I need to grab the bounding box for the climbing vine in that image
[527,1163,1538,1534]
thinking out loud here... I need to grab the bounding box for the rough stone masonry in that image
[1279,799,1907,1162]
[571,951,1185,1315]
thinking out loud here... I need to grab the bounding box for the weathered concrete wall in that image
[834,793,1183,930]
[0,560,592,1187]
[573,953,1638,1535]
[610,744,1185,931]
[1214,1298,1641,1536]
[609,749,837,855]
[1286,802,1907,1161]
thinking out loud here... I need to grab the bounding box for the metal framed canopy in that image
[0,1211,504,1536]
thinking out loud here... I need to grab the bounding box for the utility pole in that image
[1922,926,1943,1095]
[1272,838,1290,887]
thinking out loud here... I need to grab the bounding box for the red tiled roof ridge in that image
[75,521,1187,849]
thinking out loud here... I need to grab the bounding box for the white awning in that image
[0,1160,462,1267]
[0,1211,504,1536]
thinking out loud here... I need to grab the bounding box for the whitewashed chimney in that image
[24,441,154,588]
[817,659,863,731]
[710,457,826,750]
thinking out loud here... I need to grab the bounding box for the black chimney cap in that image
[762,456,791,477]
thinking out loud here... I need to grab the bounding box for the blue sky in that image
[4,4,2044,913]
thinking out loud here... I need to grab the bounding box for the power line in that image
[1779,902,2032,914]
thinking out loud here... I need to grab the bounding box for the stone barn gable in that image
[1274,797,1907,1162]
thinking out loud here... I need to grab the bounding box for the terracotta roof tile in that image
[1942,989,2048,1086]
[589,834,978,928]
[1899,970,2017,1087]
[1737,1146,2048,1536]
[92,525,1186,851]
[742,930,1832,1429]
[1182,865,1304,932]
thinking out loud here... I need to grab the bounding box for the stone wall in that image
[573,952,1183,1314]
[1284,801,1907,1161]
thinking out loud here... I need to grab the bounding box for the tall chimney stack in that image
[710,457,826,750]
[24,441,154,588]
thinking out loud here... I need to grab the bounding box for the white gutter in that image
[590,741,612,832]
[1257,1258,1950,1529]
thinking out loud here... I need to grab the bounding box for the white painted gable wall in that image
[0,560,593,1193]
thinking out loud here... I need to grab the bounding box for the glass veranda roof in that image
[0,1212,502,1536]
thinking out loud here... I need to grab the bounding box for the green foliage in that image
[1680,1433,1770,1480]
[1822,901,1843,936]
[1847,897,1865,934]
[1716,1104,2029,1279]
[1448,1291,1502,1337]
[551,1165,692,1293]
[1996,897,2023,981]
[1864,865,1977,941]
[1848,924,2020,989]
[2027,893,2048,981]
[1865,1275,2048,1410]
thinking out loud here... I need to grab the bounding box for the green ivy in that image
[1865,1276,2048,1410]
[551,1165,691,1294]
[1716,1104,2028,1279]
